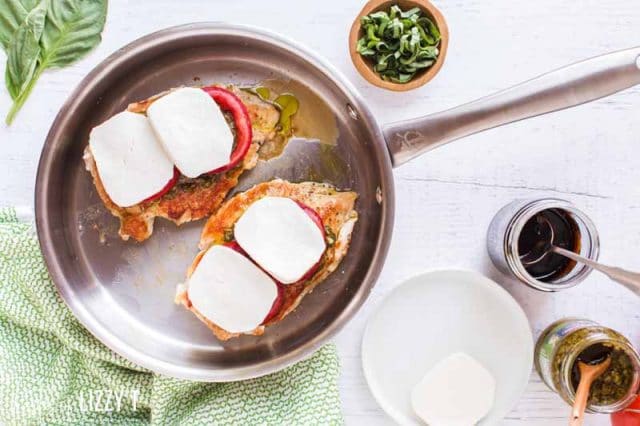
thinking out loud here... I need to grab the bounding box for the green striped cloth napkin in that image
[0,208,343,425]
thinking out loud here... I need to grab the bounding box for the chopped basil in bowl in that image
[349,0,449,91]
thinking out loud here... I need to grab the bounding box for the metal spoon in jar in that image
[519,216,640,297]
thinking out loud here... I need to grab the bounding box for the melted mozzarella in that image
[187,245,278,333]
[147,88,234,178]
[411,352,496,426]
[89,111,174,207]
[234,197,326,284]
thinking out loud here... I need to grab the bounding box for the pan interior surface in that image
[36,25,393,380]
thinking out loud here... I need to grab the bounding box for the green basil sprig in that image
[0,0,108,124]
[356,4,441,84]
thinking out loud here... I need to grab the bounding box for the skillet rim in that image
[34,22,396,381]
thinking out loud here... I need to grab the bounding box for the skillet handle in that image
[383,47,640,168]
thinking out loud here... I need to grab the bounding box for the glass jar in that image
[535,318,640,413]
[487,198,600,291]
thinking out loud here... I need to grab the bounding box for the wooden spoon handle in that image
[569,377,592,426]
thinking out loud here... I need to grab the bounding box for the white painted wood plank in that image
[1,0,639,424]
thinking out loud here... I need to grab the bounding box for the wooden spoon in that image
[569,356,612,426]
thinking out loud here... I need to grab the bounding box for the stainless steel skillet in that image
[35,23,640,381]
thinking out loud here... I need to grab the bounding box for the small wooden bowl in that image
[349,0,449,91]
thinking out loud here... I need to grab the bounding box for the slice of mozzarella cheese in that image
[89,111,174,207]
[187,245,278,333]
[146,87,234,178]
[234,197,326,284]
[411,352,496,426]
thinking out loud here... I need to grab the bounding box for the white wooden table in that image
[1,1,639,424]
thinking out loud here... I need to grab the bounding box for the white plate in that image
[362,270,533,425]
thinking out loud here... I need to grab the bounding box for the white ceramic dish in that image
[362,270,534,425]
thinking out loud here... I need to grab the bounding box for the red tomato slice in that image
[296,201,326,238]
[223,240,245,254]
[294,201,326,282]
[142,167,179,203]
[223,241,283,325]
[201,86,253,174]
[224,202,326,325]
[611,395,640,426]
[261,282,285,325]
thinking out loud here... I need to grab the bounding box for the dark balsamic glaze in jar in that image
[518,208,581,282]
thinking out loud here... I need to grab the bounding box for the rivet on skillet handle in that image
[383,47,640,168]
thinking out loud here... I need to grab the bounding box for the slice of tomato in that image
[611,395,640,426]
[262,282,285,325]
[261,202,325,321]
[294,201,326,282]
[142,167,179,203]
[223,240,245,254]
[296,201,326,239]
[201,86,253,174]
[223,202,326,324]
[224,241,283,325]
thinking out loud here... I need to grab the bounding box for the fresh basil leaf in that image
[389,5,400,19]
[39,0,107,68]
[0,0,40,50]
[5,1,45,100]
[5,0,107,124]
[391,72,414,83]
[369,11,388,21]
[418,17,441,43]
[413,59,434,69]
[400,7,421,18]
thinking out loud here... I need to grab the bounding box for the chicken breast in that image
[175,179,358,340]
[84,86,280,242]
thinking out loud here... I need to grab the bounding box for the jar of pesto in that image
[535,318,640,413]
